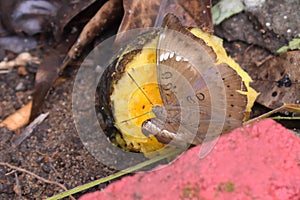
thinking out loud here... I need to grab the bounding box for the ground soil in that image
[0,1,299,199]
[0,68,116,199]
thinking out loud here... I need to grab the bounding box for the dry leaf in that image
[30,44,74,120]
[175,0,213,32]
[115,0,213,46]
[119,0,212,30]
[248,50,300,109]
[119,0,160,30]
[0,101,32,131]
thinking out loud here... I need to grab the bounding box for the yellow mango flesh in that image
[110,39,165,153]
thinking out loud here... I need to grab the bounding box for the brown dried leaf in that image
[166,0,213,32]
[119,0,160,30]
[30,42,74,120]
[115,0,212,46]
[120,0,212,29]
[248,50,300,109]
[0,101,32,131]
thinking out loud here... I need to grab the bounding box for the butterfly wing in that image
[143,14,247,148]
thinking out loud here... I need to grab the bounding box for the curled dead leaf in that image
[0,101,32,131]
[30,44,74,120]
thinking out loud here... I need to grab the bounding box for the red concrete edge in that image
[80,119,300,200]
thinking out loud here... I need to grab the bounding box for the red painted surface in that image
[80,119,300,200]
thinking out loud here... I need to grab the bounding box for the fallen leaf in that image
[119,0,212,29]
[277,34,300,53]
[248,50,300,109]
[30,43,74,120]
[115,0,213,47]
[212,0,244,25]
[174,0,213,32]
[0,101,32,131]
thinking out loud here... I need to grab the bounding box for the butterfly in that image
[142,14,249,149]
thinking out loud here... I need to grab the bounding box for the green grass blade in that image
[47,148,183,200]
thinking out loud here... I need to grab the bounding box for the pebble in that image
[15,82,26,91]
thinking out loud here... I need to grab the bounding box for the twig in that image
[13,112,49,147]
[0,162,75,200]
[14,172,22,200]
[245,103,300,125]
[5,169,16,176]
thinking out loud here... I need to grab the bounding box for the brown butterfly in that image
[142,14,247,148]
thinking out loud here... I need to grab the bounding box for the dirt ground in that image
[0,68,117,199]
[0,0,299,199]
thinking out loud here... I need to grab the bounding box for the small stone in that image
[15,82,26,91]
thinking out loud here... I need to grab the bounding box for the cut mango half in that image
[109,28,258,153]
[110,37,165,153]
